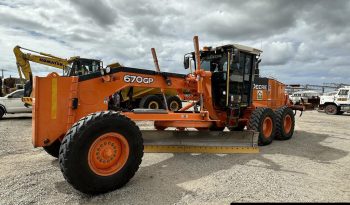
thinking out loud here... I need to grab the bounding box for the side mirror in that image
[7,95,13,98]
[184,56,190,69]
[233,49,240,63]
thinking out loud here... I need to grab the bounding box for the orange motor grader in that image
[31,36,302,194]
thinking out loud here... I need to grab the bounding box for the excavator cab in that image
[68,58,102,76]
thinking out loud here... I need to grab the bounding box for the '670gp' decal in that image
[123,75,154,84]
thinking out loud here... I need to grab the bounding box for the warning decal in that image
[257,90,263,100]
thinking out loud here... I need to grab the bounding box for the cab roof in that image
[204,44,262,55]
[232,44,262,55]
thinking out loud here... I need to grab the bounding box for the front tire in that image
[247,107,276,146]
[59,111,143,194]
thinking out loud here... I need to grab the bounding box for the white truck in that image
[0,89,32,119]
[290,90,320,104]
[319,86,350,115]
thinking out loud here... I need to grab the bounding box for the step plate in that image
[142,130,259,154]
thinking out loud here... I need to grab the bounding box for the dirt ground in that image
[0,111,349,204]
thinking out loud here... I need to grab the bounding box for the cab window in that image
[231,52,252,75]
[338,90,349,95]
[200,60,211,71]
[11,90,24,98]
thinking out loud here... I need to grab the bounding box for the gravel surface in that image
[0,111,349,204]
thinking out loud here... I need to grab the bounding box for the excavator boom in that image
[13,46,77,80]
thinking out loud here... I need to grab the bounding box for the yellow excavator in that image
[13,46,182,110]
[13,46,103,104]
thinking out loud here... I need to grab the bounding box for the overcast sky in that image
[0,0,349,85]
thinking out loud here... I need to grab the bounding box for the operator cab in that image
[184,44,262,110]
[68,58,103,76]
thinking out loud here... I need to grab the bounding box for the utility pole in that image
[0,68,8,78]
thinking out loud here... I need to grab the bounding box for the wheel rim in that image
[262,117,273,138]
[169,101,179,111]
[283,115,292,134]
[326,105,336,114]
[148,101,159,109]
[88,132,129,176]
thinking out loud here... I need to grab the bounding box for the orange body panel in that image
[33,72,292,147]
[32,71,212,147]
[32,74,78,146]
[252,78,288,110]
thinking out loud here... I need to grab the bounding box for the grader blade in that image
[142,130,259,154]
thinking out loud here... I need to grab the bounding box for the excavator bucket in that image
[142,130,259,154]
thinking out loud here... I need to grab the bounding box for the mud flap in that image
[142,130,259,154]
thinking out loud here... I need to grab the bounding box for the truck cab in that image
[320,86,350,115]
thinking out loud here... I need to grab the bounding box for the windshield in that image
[200,54,227,72]
[68,59,101,76]
[200,60,211,71]
[338,89,349,95]
[5,89,24,98]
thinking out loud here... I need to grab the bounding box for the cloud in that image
[261,41,298,66]
[68,0,117,27]
[0,0,349,86]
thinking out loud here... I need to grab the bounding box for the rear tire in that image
[325,104,337,115]
[59,111,143,194]
[247,107,276,146]
[43,139,61,158]
[139,95,163,109]
[275,106,295,140]
[167,96,182,111]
